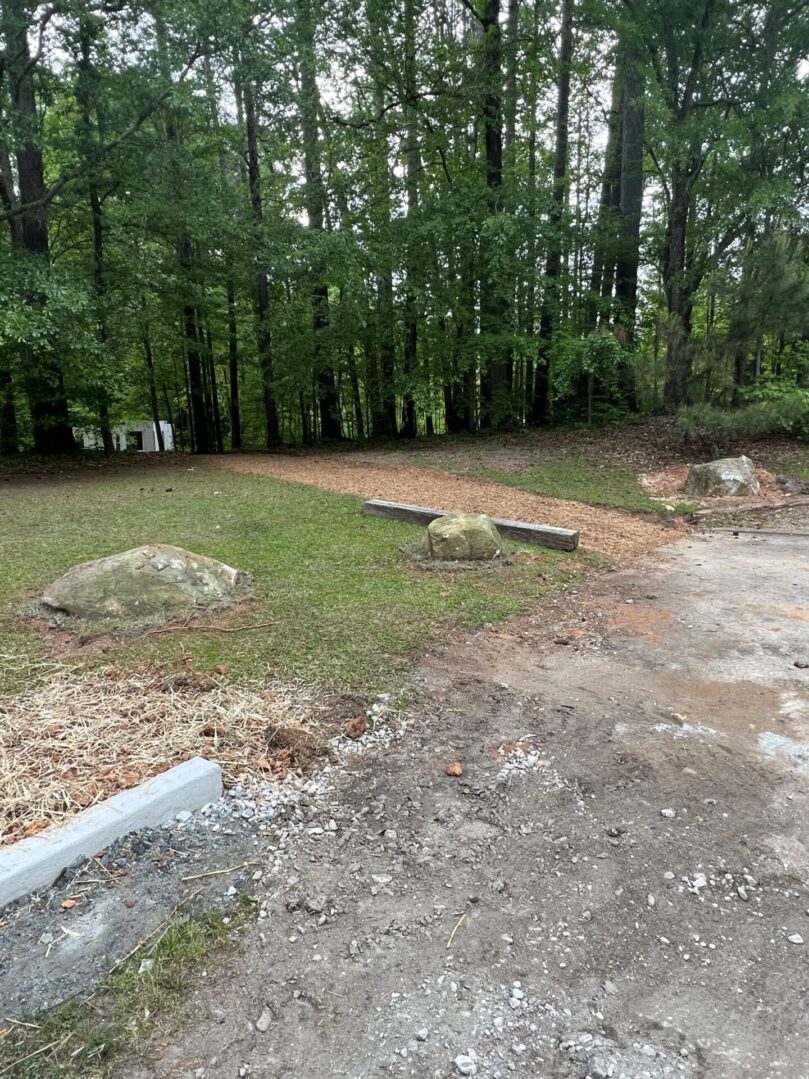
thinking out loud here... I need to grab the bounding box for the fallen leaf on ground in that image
[445,762,464,777]
[23,820,49,838]
[61,899,77,909]
[345,715,367,740]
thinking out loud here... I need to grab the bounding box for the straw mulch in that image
[0,668,321,848]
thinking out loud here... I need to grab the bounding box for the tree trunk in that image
[297,0,341,440]
[458,234,477,433]
[141,307,165,452]
[346,347,365,439]
[0,148,20,453]
[522,0,541,424]
[533,0,573,425]
[586,58,623,331]
[614,55,644,343]
[243,80,281,446]
[207,55,242,450]
[3,1,74,453]
[205,324,224,453]
[650,0,716,410]
[78,20,114,456]
[479,0,512,430]
[157,15,209,453]
[367,0,398,438]
[662,168,694,409]
[400,0,420,439]
[226,277,241,449]
[181,292,209,453]
[377,271,398,437]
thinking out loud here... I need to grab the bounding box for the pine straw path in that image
[205,454,681,562]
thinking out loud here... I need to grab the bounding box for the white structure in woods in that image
[76,421,175,452]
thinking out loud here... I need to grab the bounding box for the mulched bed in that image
[0,667,324,848]
[207,454,680,563]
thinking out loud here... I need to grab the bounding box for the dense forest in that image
[1,0,808,454]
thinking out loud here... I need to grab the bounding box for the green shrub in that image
[677,388,809,449]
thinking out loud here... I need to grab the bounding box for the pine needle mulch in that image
[0,665,321,849]
[207,454,679,562]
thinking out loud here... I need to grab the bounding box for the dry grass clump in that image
[0,667,322,847]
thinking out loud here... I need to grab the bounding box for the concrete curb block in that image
[0,757,222,910]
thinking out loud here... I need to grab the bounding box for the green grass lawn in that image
[0,467,582,693]
[774,447,809,478]
[474,454,694,515]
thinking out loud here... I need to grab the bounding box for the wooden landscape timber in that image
[362,499,579,552]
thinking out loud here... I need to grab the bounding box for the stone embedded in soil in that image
[40,544,242,620]
[423,513,502,562]
[684,455,761,497]
[255,1007,273,1032]
[454,1054,478,1076]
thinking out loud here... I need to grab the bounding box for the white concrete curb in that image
[0,757,222,909]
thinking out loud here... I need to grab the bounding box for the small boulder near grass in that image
[684,455,761,498]
[41,544,244,622]
[423,513,503,561]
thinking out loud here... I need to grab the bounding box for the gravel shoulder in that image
[4,530,805,1077]
[204,454,679,562]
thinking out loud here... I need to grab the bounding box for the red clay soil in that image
[205,454,680,562]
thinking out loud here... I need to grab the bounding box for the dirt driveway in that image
[88,529,805,1079]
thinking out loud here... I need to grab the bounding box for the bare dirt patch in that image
[17,599,264,660]
[207,454,677,562]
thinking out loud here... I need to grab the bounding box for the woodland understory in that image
[1,0,808,455]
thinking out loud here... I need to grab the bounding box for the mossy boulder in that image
[422,513,503,562]
[41,544,242,621]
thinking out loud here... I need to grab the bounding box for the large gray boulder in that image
[684,455,761,497]
[41,545,241,620]
[423,513,503,561]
